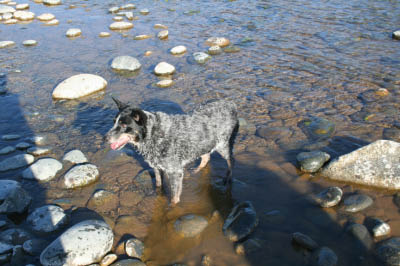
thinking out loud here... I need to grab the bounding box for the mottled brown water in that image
[1,0,400,265]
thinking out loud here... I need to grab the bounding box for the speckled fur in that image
[105,99,238,204]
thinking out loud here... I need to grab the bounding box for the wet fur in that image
[105,99,239,204]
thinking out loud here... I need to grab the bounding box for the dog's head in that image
[105,97,147,150]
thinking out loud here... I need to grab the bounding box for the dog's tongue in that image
[110,135,130,150]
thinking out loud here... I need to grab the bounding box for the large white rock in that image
[109,21,133,30]
[0,154,34,171]
[40,220,113,266]
[52,74,107,99]
[43,0,61,5]
[27,205,68,233]
[0,5,15,14]
[154,62,175,75]
[22,158,62,181]
[0,180,31,214]
[321,140,400,189]
[63,149,88,164]
[64,164,99,188]
[111,56,141,72]
[13,10,34,20]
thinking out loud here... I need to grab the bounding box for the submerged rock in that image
[292,232,319,251]
[64,164,99,188]
[346,223,373,250]
[22,158,62,181]
[301,116,335,141]
[223,201,258,242]
[312,187,343,208]
[235,238,263,255]
[174,214,208,237]
[0,180,31,214]
[342,194,373,213]
[208,45,222,55]
[311,247,338,266]
[0,146,15,155]
[111,56,141,72]
[376,237,400,265]
[156,79,173,88]
[193,52,211,64]
[27,205,68,233]
[40,220,113,266]
[296,151,330,173]
[321,140,400,189]
[52,74,107,99]
[205,37,230,47]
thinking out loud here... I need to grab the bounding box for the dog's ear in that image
[131,109,147,126]
[112,97,128,111]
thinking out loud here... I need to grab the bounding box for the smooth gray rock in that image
[342,194,373,212]
[111,56,141,72]
[64,164,99,188]
[311,247,338,266]
[63,149,88,164]
[223,201,258,242]
[27,205,68,233]
[125,238,144,259]
[174,214,208,237]
[346,223,373,249]
[292,232,319,251]
[40,220,113,266]
[296,151,330,173]
[193,52,211,64]
[110,259,146,266]
[0,154,34,171]
[22,158,62,182]
[0,180,31,214]
[376,237,400,265]
[321,140,400,189]
[312,187,343,208]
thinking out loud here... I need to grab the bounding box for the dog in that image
[105,97,239,204]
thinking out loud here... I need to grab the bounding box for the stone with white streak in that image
[52,74,107,99]
[40,220,113,266]
[321,140,400,190]
[64,164,99,188]
[22,158,62,181]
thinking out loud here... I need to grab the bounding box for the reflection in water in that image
[0,0,399,264]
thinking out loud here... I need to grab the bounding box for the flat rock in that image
[0,41,15,49]
[156,79,173,88]
[110,259,146,266]
[321,140,400,190]
[300,116,335,141]
[312,187,343,208]
[223,201,258,242]
[111,56,141,72]
[0,146,15,155]
[342,194,373,212]
[205,37,230,47]
[13,10,34,20]
[139,9,149,15]
[0,154,34,171]
[100,254,117,266]
[63,149,88,164]
[154,23,168,29]
[27,146,51,156]
[0,5,15,14]
[64,164,99,188]
[174,214,208,238]
[22,40,37,46]
[121,4,135,10]
[108,6,119,13]
[297,151,330,173]
[133,34,151,40]
[154,62,175,75]
[171,45,187,55]
[1,134,20,140]
[109,21,133,30]
[43,0,61,5]
[52,74,107,99]
[66,28,81,37]
[37,13,54,21]
[27,205,68,233]
[0,180,31,214]
[22,158,62,181]
[3,19,17,24]
[193,52,211,64]
[40,220,113,266]
[125,238,144,259]
[45,19,58,25]
[99,32,111,37]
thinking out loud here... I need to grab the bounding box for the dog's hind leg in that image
[193,153,210,173]
[166,170,184,205]
[216,141,234,185]
[154,168,162,187]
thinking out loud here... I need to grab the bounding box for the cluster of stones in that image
[0,1,58,25]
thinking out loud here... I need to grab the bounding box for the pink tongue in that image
[110,135,130,150]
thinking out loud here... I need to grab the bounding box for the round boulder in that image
[22,158,62,182]
[40,220,113,266]
[52,74,107,100]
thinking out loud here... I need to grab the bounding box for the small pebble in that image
[112,16,123,22]
[66,28,81,37]
[156,79,173,88]
[134,34,151,40]
[140,9,149,15]
[392,30,400,40]
[372,219,391,238]
[170,45,187,55]
[144,51,152,56]
[22,40,37,46]
[45,19,59,26]
[292,232,319,251]
[154,23,168,29]
[99,32,111,37]
[157,30,168,40]
[208,45,222,55]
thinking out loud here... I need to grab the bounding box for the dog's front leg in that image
[154,168,162,187]
[166,170,184,205]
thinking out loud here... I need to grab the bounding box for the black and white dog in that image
[105,98,239,205]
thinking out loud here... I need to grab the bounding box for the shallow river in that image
[1,0,400,265]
